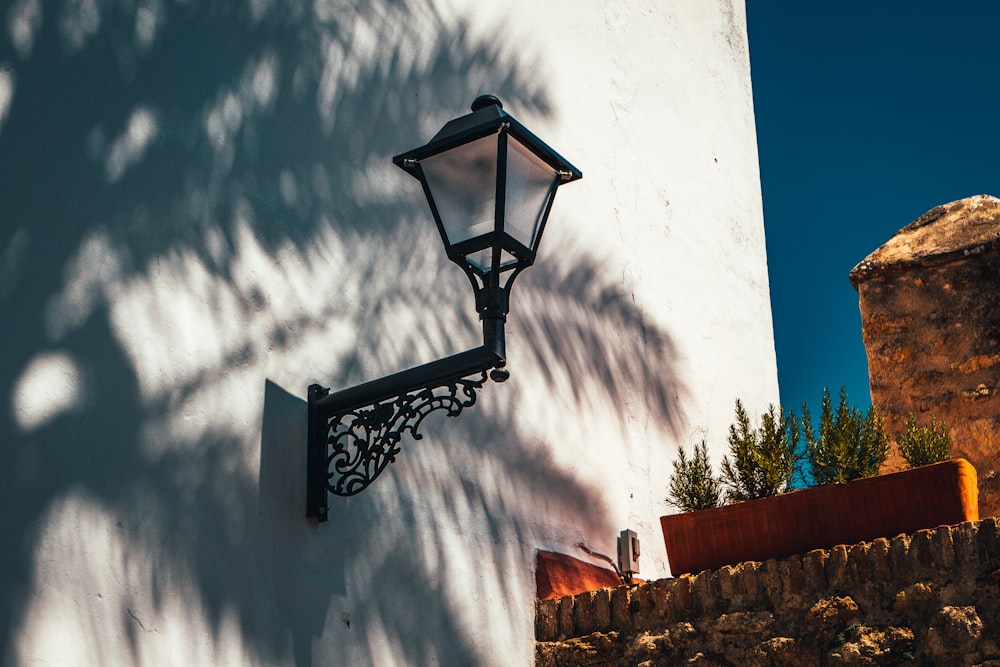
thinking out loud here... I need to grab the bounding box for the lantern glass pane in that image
[504,137,559,250]
[419,134,498,247]
[462,248,519,274]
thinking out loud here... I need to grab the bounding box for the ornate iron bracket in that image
[307,346,504,521]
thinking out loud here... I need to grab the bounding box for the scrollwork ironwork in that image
[306,345,503,520]
[322,372,486,496]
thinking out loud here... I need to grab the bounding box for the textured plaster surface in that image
[1,1,775,665]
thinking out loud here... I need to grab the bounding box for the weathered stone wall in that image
[849,195,1000,517]
[536,519,1000,665]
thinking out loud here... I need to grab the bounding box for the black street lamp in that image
[307,95,582,521]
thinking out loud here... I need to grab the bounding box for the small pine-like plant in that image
[667,440,722,512]
[801,387,888,485]
[720,400,799,502]
[897,413,951,468]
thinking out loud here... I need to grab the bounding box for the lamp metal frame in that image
[306,96,580,522]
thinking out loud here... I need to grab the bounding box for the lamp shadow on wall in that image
[0,1,685,665]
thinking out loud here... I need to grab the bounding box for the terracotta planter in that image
[660,458,979,576]
[535,550,623,600]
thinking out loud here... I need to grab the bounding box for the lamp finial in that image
[471,95,502,112]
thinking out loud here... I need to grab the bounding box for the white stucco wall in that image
[1,1,777,665]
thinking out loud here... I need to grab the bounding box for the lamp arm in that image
[307,345,505,521]
[311,346,502,414]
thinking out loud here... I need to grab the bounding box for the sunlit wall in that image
[0,1,777,664]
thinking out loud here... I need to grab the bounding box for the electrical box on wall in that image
[617,529,640,580]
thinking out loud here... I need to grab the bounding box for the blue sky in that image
[746,3,1000,419]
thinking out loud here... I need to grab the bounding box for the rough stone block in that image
[868,538,891,581]
[807,595,859,632]
[802,549,827,593]
[592,587,612,632]
[710,610,774,635]
[666,621,697,650]
[932,524,955,569]
[671,575,694,614]
[716,565,736,606]
[573,590,595,636]
[610,584,631,629]
[752,636,800,667]
[535,599,558,641]
[631,583,656,630]
[827,545,849,591]
[692,570,716,615]
[628,629,671,657]
[830,624,915,663]
[911,529,935,572]
[848,542,869,584]
[893,581,936,616]
[889,532,911,575]
[782,554,803,600]
[763,558,782,603]
[650,578,672,621]
[737,560,761,604]
[951,521,978,570]
[926,605,984,658]
[976,517,1000,569]
[556,595,574,640]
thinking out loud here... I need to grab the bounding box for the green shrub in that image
[897,412,951,467]
[801,387,888,485]
[666,440,722,512]
[720,400,799,502]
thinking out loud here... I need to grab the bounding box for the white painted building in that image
[0,0,777,664]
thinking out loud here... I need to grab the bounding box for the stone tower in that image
[850,195,1000,517]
